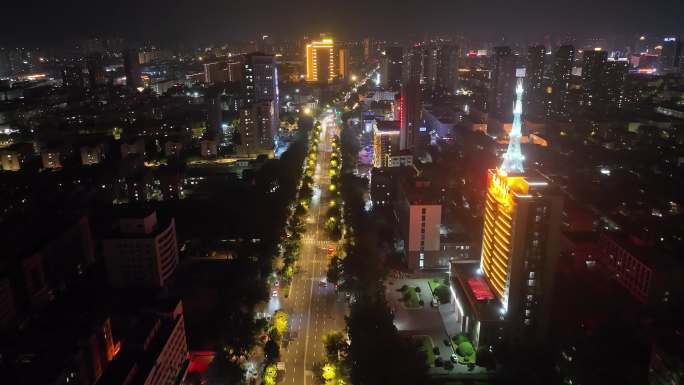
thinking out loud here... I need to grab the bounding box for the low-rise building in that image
[80,144,103,165]
[598,232,682,305]
[395,178,444,270]
[41,146,62,169]
[121,137,146,158]
[1,150,21,171]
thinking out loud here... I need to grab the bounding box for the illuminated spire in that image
[500,78,525,174]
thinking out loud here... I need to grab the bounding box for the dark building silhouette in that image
[581,49,608,112]
[406,45,423,84]
[87,52,106,87]
[660,37,682,74]
[549,44,575,120]
[383,46,404,90]
[436,44,459,94]
[489,46,516,120]
[525,45,546,118]
[123,49,142,89]
[604,60,628,112]
[62,62,84,90]
[244,52,278,104]
[400,81,421,151]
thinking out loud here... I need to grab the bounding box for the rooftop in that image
[450,262,505,322]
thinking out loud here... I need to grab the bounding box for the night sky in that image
[1,0,683,45]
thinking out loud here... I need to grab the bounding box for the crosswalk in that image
[301,237,328,246]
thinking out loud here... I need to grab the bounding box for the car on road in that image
[272,290,278,297]
[319,280,327,288]
[431,298,440,307]
[450,354,458,363]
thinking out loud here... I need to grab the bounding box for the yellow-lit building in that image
[306,38,337,83]
[372,120,400,168]
[479,168,563,343]
[447,78,563,351]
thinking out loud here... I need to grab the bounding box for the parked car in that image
[431,298,440,307]
[450,354,458,363]
[272,290,278,297]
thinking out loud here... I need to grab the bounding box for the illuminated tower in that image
[480,79,563,345]
[306,38,337,83]
[500,79,525,174]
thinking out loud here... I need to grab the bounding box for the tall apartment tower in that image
[338,47,349,80]
[549,45,575,120]
[660,37,682,74]
[381,46,404,90]
[525,45,546,118]
[604,59,628,111]
[489,47,517,120]
[436,44,459,94]
[399,81,421,151]
[244,53,278,104]
[238,100,277,155]
[306,38,337,83]
[123,48,142,89]
[86,52,106,87]
[480,79,563,345]
[581,49,608,112]
[62,63,84,90]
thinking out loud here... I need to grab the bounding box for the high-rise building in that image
[338,47,349,80]
[363,37,373,62]
[581,48,608,111]
[399,81,421,151]
[244,53,278,104]
[382,46,404,90]
[238,100,276,155]
[206,91,223,141]
[489,46,517,120]
[525,45,546,118]
[604,59,628,111]
[373,120,400,168]
[123,49,142,89]
[306,38,336,83]
[406,45,423,84]
[0,48,10,77]
[86,52,106,87]
[481,79,562,343]
[102,210,179,288]
[422,44,439,93]
[660,37,682,74]
[436,44,459,94]
[62,63,84,90]
[549,44,575,120]
[449,79,563,350]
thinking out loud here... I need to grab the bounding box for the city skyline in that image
[2,2,684,384]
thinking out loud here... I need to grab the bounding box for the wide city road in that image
[280,109,348,385]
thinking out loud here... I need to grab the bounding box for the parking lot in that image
[385,275,489,376]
